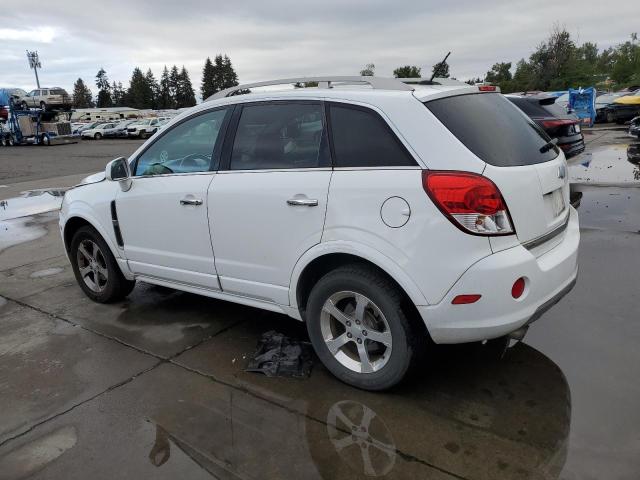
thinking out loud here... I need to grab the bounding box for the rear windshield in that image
[507,97,568,118]
[425,93,558,167]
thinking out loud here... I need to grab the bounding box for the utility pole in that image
[26,51,41,88]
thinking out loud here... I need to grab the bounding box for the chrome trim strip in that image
[522,214,570,251]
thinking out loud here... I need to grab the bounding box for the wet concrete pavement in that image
[0,131,639,479]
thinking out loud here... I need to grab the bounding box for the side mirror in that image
[105,157,132,191]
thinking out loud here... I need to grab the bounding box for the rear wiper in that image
[540,137,558,153]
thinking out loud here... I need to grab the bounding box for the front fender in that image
[288,240,430,312]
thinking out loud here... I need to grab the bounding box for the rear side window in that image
[426,93,558,167]
[50,89,66,95]
[328,104,417,168]
[230,103,327,170]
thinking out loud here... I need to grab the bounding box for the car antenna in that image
[429,51,451,83]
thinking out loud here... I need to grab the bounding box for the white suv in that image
[59,77,579,390]
[126,117,170,139]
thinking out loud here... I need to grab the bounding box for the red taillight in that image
[541,119,575,129]
[478,85,496,92]
[512,277,526,299]
[422,171,515,236]
[452,294,482,304]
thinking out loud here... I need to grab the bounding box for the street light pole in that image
[26,51,42,88]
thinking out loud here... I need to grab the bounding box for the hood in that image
[614,95,640,106]
[77,171,106,186]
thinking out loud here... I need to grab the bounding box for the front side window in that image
[328,104,417,168]
[134,109,229,176]
[230,102,327,170]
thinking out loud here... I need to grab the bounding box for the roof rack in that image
[207,76,415,101]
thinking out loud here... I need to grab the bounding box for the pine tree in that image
[111,81,126,107]
[169,65,180,105]
[126,67,153,109]
[145,69,160,109]
[431,60,450,78]
[72,78,93,108]
[211,55,225,94]
[159,65,174,109]
[201,57,216,100]
[95,68,112,107]
[176,66,196,108]
[221,55,239,90]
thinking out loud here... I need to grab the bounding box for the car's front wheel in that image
[70,226,135,303]
[94,133,102,140]
[139,130,147,139]
[306,265,424,391]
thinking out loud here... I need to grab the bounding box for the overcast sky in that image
[1,0,635,98]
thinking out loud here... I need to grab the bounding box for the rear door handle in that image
[287,198,318,207]
[180,198,203,206]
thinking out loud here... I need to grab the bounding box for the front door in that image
[209,101,331,305]
[116,107,231,289]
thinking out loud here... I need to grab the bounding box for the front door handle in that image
[287,198,318,207]
[180,198,203,206]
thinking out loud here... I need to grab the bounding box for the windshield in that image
[425,93,559,167]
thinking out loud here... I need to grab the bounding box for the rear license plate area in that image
[546,188,566,217]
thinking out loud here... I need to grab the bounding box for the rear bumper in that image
[418,206,579,344]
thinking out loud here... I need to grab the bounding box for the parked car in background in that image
[595,92,628,122]
[507,94,585,158]
[17,88,72,111]
[73,121,104,135]
[104,120,137,138]
[126,117,170,139]
[604,90,640,124]
[81,122,118,140]
[629,116,640,138]
[60,77,579,390]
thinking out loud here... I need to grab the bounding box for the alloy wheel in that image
[320,291,393,374]
[76,239,109,292]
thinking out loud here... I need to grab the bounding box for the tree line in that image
[478,29,639,93]
[72,54,240,109]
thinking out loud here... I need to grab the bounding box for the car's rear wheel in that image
[70,226,135,303]
[21,102,29,110]
[606,111,615,123]
[306,265,423,391]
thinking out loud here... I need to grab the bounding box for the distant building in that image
[71,107,149,121]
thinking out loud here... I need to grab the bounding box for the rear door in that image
[425,93,569,249]
[208,101,331,305]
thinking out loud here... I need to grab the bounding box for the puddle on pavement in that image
[0,212,57,252]
[574,186,640,232]
[29,267,65,278]
[139,343,570,479]
[570,143,640,186]
[0,188,67,222]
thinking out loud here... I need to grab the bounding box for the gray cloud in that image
[0,0,635,96]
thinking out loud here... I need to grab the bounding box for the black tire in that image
[40,134,50,146]
[94,132,102,140]
[21,102,29,110]
[69,226,135,303]
[606,111,615,123]
[40,101,47,111]
[306,264,424,391]
[139,130,147,139]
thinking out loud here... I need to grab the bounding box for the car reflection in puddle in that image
[145,343,570,480]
